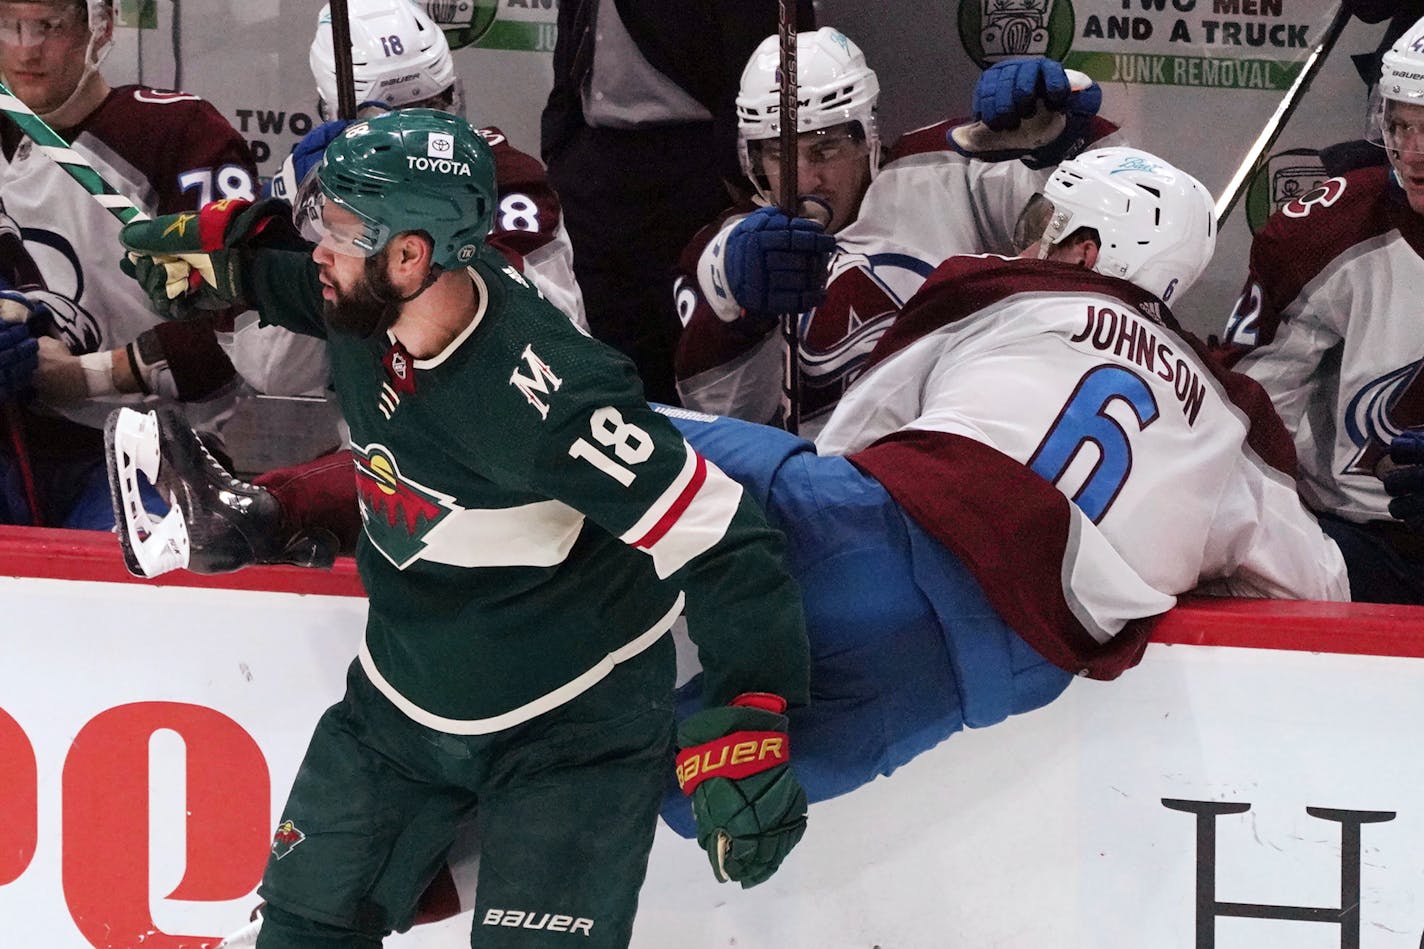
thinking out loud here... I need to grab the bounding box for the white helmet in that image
[1380,18,1424,105]
[310,0,459,119]
[735,28,881,189]
[1023,146,1216,304]
[1373,17,1424,153]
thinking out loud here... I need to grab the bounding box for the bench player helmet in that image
[1375,18,1424,155]
[310,0,461,119]
[294,108,495,272]
[1014,146,1216,304]
[736,27,881,205]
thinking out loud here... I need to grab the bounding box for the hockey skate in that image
[104,407,338,578]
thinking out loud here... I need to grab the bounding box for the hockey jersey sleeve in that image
[240,249,329,341]
[673,207,785,425]
[1219,185,1350,438]
[124,89,259,399]
[479,127,587,331]
[467,315,810,710]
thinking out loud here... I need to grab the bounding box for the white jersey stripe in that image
[620,442,699,545]
[634,458,744,580]
[359,592,683,734]
[413,499,585,570]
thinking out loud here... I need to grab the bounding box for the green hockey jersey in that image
[244,249,808,730]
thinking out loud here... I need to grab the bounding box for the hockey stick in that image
[329,0,359,121]
[1214,1,1351,228]
[0,80,149,225]
[777,0,800,435]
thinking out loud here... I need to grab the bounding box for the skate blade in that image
[103,407,190,578]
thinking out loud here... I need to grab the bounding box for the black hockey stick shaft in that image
[329,0,359,121]
[1215,1,1350,228]
[777,0,800,435]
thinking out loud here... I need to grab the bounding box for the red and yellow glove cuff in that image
[675,692,791,796]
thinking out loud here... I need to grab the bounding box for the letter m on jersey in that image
[510,344,563,420]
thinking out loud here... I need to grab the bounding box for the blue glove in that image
[265,119,353,202]
[1383,429,1424,532]
[973,57,1101,132]
[0,292,41,401]
[724,206,836,317]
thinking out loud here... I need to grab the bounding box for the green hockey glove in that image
[675,692,807,888]
[119,198,302,318]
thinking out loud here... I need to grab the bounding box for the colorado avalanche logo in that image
[799,251,935,424]
[352,444,459,568]
[1343,358,1424,474]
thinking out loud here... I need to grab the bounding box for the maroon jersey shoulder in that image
[78,86,255,213]
[1249,166,1406,305]
[866,255,1161,371]
[477,126,565,259]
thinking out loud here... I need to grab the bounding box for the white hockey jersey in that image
[675,118,1124,438]
[1222,165,1421,524]
[820,255,1348,676]
[0,86,256,434]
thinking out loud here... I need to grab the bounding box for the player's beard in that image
[323,249,403,339]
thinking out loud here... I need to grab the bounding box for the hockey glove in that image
[119,198,304,319]
[267,119,351,202]
[0,290,52,401]
[953,59,1102,169]
[724,206,835,320]
[1382,429,1424,533]
[675,692,807,888]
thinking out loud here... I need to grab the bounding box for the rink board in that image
[1,527,1422,949]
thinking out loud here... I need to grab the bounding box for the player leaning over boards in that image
[110,110,810,949]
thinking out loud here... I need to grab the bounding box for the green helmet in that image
[304,108,496,271]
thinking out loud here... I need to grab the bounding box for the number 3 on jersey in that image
[569,407,653,486]
[1027,365,1160,523]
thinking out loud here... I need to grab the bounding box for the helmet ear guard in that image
[1024,146,1216,304]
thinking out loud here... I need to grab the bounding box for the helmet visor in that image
[743,124,868,199]
[1013,192,1068,255]
[293,171,391,258]
[1376,99,1424,157]
[0,4,81,48]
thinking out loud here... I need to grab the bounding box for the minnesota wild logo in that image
[353,443,459,568]
[270,820,305,860]
[958,0,1075,66]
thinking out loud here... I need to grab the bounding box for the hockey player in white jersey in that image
[675,29,1122,437]
[0,0,257,527]
[1220,16,1424,603]
[820,147,1348,658]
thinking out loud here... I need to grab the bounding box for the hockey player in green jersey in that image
[109,109,811,949]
